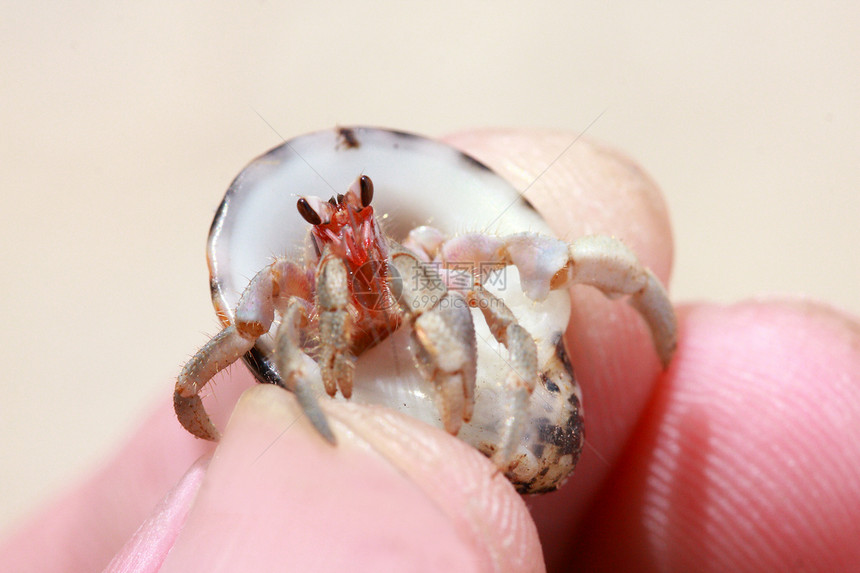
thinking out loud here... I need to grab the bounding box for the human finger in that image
[0,368,251,572]
[575,300,860,571]
[158,381,544,572]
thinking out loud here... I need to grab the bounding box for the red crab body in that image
[303,181,402,357]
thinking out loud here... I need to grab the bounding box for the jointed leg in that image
[316,253,356,399]
[556,236,676,366]
[410,292,477,435]
[468,287,538,464]
[273,298,335,444]
[174,326,257,440]
[438,232,677,367]
[390,250,477,435]
[174,259,311,440]
[264,250,356,444]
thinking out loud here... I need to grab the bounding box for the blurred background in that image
[1,2,857,534]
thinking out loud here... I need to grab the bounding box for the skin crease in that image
[1,130,859,572]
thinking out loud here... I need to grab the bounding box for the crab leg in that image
[174,259,311,440]
[174,326,257,441]
[315,252,356,399]
[544,235,676,367]
[268,249,365,445]
[467,287,538,464]
[273,298,336,444]
[440,232,677,367]
[410,292,478,435]
[390,250,477,434]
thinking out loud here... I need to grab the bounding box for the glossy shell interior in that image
[208,127,582,492]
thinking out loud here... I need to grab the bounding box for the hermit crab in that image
[174,127,677,494]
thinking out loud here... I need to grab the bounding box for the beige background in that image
[1,2,858,534]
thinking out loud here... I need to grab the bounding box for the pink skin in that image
[3,130,860,572]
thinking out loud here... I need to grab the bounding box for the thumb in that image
[158,383,544,572]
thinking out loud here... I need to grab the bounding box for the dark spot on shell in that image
[536,411,584,458]
[516,478,537,494]
[541,372,560,393]
[209,276,220,297]
[553,332,575,380]
[561,408,585,457]
[536,417,565,447]
[531,443,545,459]
[337,127,360,149]
[568,389,581,409]
[524,483,560,495]
[538,466,550,477]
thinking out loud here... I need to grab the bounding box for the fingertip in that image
[162,385,545,572]
[577,299,860,571]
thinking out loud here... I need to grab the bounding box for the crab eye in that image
[359,175,374,207]
[296,197,322,225]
